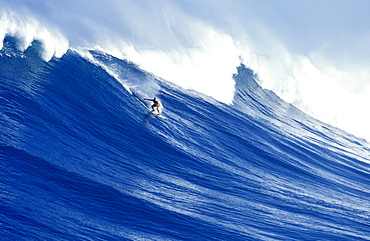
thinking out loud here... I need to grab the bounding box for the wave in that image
[1,34,370,240]
[2,1,370,141]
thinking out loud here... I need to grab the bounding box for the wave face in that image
[1,36,370,240]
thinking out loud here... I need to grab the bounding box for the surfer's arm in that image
[145,98,154,101]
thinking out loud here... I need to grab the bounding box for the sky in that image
[1,0,370,141]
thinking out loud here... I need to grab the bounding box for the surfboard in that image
[150,109,168,119]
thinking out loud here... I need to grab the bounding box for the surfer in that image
[145,97,161,113]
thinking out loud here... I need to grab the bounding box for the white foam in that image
[0,10,68,61]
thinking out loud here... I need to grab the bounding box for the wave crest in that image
[0,10,68,61]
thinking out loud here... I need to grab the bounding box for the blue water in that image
[1,36,370,241]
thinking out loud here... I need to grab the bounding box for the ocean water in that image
[1,35,370,240]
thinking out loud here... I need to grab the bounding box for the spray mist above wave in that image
[0,10,68,61]
[0,1,239,104]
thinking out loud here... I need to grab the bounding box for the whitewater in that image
[1,1,370,240]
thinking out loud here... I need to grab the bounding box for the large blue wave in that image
[1,36,370,240]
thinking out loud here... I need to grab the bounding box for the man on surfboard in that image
[145,97,161,113]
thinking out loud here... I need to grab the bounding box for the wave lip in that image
[0,10,68,61]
